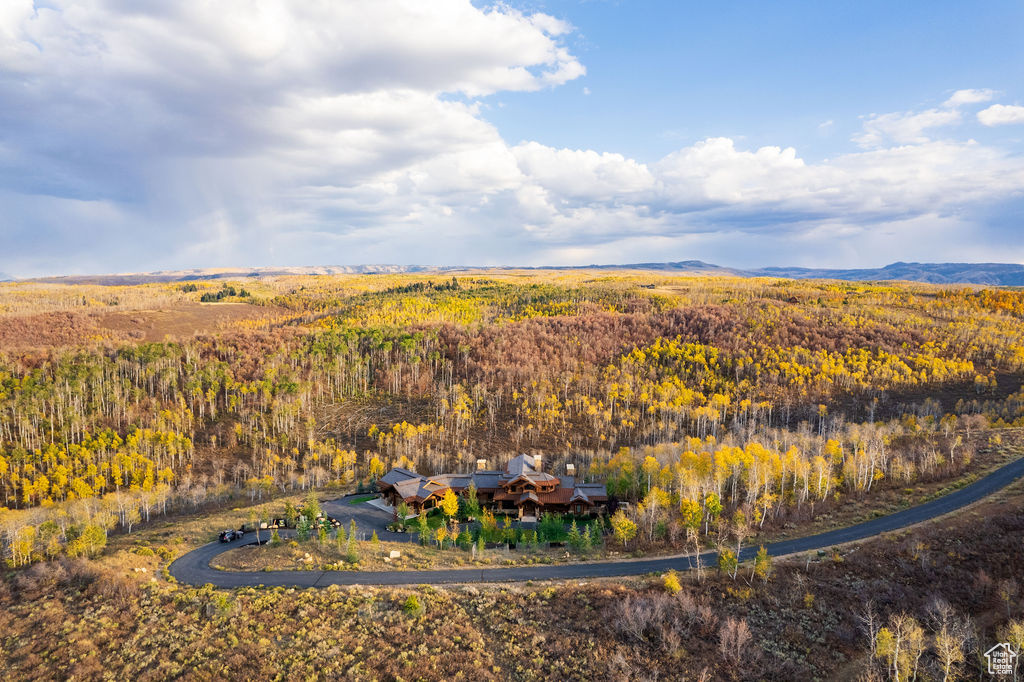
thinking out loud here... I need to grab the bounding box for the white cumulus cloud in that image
[978,104,1024,127]
[853,108,962,148]
[1,2,1023,275]
[944,88,997,107]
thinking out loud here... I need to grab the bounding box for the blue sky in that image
[2,0,1024,277]
[488,0,1024,161]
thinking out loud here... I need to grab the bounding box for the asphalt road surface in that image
[169,455,1024,588]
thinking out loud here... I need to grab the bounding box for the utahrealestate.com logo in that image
[985,643,1017,676]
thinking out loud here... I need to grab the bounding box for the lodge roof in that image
[493,486,575,505]
[497,454,559,486]
[471,471,502,490]
[379,467,421,487]
[518,491,540,504]
[570,489,590,504]
[377,454,607,507]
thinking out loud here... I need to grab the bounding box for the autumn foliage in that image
[1,272,1023,565]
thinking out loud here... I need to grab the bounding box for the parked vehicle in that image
[218,529,245,542]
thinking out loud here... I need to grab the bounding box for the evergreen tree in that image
[335,525,346,553]
[568,520,583,552]
[416,510,429,545]
[303,491,320,522]
[346,532,358,563]
[296,515,311,542]
[463,481,481,518]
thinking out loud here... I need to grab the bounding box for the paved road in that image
[169,456,1024,588]
[320,494,416,544]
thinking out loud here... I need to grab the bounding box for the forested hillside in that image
[2,272,1024,565]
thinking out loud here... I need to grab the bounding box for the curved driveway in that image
[170,455,1024,588]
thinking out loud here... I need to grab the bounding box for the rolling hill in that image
[12,261,1024,286]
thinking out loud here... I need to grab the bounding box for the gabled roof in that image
[471,471,502,490]
[379,467,421,486]
[494,487,573,504]
[569,488,591,504]
[573,483,608,501]
[390,476,451,502]
[429,473,472,489]
[498,454,559,487]
[505,454,537,477]
[379,463,609,507]
[504,472,559,487]
[391,477,425,500]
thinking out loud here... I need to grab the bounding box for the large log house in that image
[377,454,608,521]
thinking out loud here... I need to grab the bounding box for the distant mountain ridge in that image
[523,260,1024,285]
[23,265,441,286]
[11,261,1024,286]
[745,261,1024,285]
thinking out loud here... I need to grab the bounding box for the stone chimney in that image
[533,454,542,471]
[476,459,487,471]
[566,463,575,476]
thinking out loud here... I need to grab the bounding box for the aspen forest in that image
[2,271,1024,681]
[1,272,1023,566]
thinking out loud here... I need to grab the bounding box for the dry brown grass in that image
[0,301,292,350]
[93,302,291,342]
[212,536,597,572]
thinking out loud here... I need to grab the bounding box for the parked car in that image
[219,529,245,542]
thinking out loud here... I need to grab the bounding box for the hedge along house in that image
[377,454,608,522]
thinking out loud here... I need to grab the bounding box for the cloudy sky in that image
[2,0,1024,277]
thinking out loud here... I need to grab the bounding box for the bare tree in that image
[858,599,880,659]
[719,616,752,669]
[686,525,704,583]
[998,579,1019,619]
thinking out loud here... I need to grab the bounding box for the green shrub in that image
[402,594,424,618]
[538,513,564,542]
[457,530,472,549]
